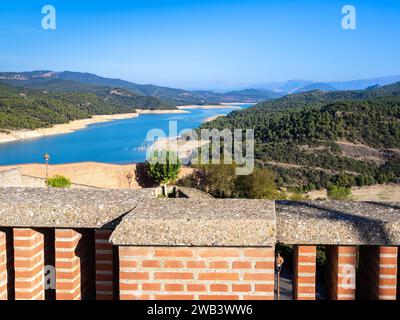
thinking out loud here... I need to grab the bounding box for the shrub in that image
[46,175,71,188]
[327,185,352,200]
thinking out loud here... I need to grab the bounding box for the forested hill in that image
[247,81,400,112]
[205,82,400,128]
[0,83,172,130]
[18,79,176,110]
[201,83,400,191]
[0,71,281,105]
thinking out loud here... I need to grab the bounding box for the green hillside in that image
[0,71,282,105]
[54,71,282,104]
[22,79,175,110]
[0,83,172,130]
[294,82,337,93]
[201,83,400,191]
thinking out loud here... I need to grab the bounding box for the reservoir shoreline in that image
[0,109,189,145]
[177,104,241,110]
[0,103,251,165]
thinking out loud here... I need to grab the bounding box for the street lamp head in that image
[126,172,133,183]
[276,253,284,271]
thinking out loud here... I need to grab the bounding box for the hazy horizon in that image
[1,0,400,90]
[3,69,400,92]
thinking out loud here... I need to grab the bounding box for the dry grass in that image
[307,184,400,202]
[351,184,400,202]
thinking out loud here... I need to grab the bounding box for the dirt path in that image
[261,160,360,176]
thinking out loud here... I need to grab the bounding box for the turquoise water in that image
[0,106,250,165]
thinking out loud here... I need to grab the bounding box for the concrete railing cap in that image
[0,188,399,246]
[0,188,155,229]
[276,200,400,246]
[110,198,276,247]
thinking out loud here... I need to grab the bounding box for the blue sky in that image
[0,0,399,89]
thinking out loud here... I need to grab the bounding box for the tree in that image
[46,175,71,188]
[177,162,237,198]
[327,185,352,200]
[336,174,356,188]
[235,167,280,199]
[145,150,181,195]
[200,163,237,198]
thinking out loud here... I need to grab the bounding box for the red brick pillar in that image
[398,250,400,300]
[326,246,357,300]
[0,230,7,300]
[13,228,45,300]
[119,246,275,300]
[55,229,82,300]
[359,246,398,300]
[397,247,400,300]
[95,229,114,300]
[293,245,316,300]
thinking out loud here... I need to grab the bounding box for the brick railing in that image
[0,188,399,300]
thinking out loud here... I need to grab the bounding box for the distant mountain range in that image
[257,76,400,94]
[1,70,400,107]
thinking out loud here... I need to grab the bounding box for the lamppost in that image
[43,152,50,187]
[276,253,284,300]
[126,172,133,189]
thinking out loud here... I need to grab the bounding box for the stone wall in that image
[0,168,99,189]
[0,188,399,300]
[0,168,44,188]
[0,162,194,189]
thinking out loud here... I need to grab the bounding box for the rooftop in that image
[176,187,214,199]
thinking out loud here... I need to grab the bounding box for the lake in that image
[0,105,250,165]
